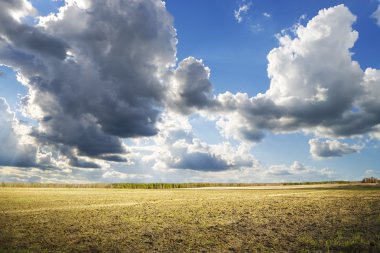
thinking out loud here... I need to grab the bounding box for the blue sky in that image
[1,0,380,183]
[167,0,380,93]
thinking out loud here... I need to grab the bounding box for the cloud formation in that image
[132,112,258,173]
[211,5,380,144]
[0,0,226,174]
[372,4,380,27]
[266,161,334,180]
[0,1,379,182]
[0,98,37,167]
[309,139,362,159]
[1,0,179,159]
[174,152,229,171]
[234,2,251,23]
[167,57,215,114]
[0,0,68,59]
[263,12,271,18]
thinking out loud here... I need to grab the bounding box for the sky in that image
[1,0,380,183]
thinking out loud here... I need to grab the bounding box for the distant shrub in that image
[283,181,349,186]
[361,177,379,183]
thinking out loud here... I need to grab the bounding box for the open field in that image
[1,185,380,252]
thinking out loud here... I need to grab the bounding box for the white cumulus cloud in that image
[210,5,380,144]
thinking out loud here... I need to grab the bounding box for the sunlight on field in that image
[1,187,380,252]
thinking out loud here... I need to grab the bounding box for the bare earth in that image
[190,183,364,190]
[1,185,379,252]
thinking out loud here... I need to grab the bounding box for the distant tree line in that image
[0,182,109,188]
[0,181,356,189]
[361,177,379,183]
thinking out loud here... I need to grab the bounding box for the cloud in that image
[0,105,336,183]
[0,97,37,167]
[0,2,379,182]
[0,0,68,59]
[208,5,380,144]
[136,112,258,173]
[100,155,128,163]
[0,165,104,184]
[372,4,380,27]
[102,170,153,182]
[309,139,362,159]
[0,0,177,159]
[173,152,230,171]
[262,12,271,18]
[234,2,251,23]
[167,57,216,114]
[266,161,335,181]
[0,0,36,21]
[267,161,310,176]
[256,4,361,134]
[68,156,101,169]
[364,170,380,178]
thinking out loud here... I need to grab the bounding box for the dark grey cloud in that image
[168,57,216,114]
[101,155,128,163]
[0,0,68,59]
[240,127,266,142]
[31,113,125,157]
[173,152,230,172]
[0,0,177,160]
[69,157,101,169]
